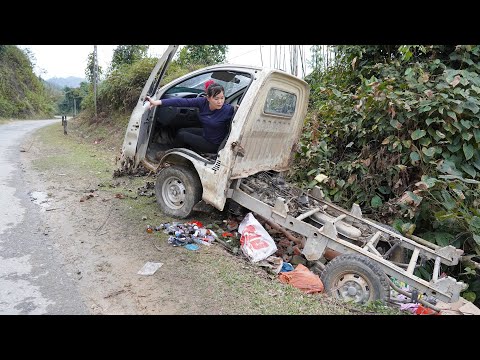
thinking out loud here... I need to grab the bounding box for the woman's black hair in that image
[206,82,224,98]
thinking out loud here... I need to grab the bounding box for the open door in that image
[121,45,179,166]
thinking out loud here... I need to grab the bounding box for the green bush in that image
[82,57,202,117]
[289,45,480,303]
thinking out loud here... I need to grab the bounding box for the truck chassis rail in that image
[228,173,466,303]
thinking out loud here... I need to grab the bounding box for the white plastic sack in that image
[238,213,277,263]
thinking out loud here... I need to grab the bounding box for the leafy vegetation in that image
[79,47,211,119]
[289,45,480,304]
[0,45,55,118]
[85,50,103,84]
[57,82,89,116]
[176,45,228,67]
[110,45,149,71]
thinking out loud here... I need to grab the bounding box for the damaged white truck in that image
[119,45,467,307]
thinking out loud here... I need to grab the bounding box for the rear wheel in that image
[320,254,390,304]
[155,165,202,218]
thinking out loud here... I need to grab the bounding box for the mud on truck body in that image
[119,45,467,307]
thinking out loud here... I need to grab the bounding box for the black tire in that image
[155,165,202,219]
[320,254,390,304]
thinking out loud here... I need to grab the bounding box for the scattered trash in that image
[151,221,217,249]
[400,303,439,315]
[213,230,239,254]
[225,219,239,231]
[415,305,439,315]
[168,236,189,247]
[280,262,294,272]
[278,264,324,294]
[256,255,283,274]
[137,261,163,276]
[137,182,155,197]
[188,220,204,228]
[192,227,217,246]
[238,212,277,262]
[185,244,199,251]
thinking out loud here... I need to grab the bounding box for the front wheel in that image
[155,165,202,218]
[320,254,390,305]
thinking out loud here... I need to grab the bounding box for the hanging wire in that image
[259,45,263,67]
[293,45,298,76]
[289,45,294,75]
[228,46,260,62]
[275,45,278,69]
[304,46,307,76]
[277,45,281,70]
[299,45,306,78]
[269,45,272,68]
[276,45,279,69]
[289,45,293,74]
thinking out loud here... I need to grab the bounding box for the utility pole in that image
[93,45,98,117]
[73,97,77,117]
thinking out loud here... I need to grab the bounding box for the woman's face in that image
[207,91,225,110]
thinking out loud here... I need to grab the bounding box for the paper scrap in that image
[137,261,163,276]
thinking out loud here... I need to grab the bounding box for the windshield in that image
[165,71,251,98]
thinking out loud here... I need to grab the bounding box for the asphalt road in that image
[0,119,88,315]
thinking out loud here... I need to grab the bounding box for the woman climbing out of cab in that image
[145,80,235,155]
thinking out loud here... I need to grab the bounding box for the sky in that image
[17,45,313,80]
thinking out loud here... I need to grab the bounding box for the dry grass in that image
[27,117,404,315]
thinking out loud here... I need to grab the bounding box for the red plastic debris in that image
[187,220,203,228]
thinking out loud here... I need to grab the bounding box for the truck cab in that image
[120,45,310,218]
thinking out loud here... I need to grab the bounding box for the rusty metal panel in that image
[230,71,309,178]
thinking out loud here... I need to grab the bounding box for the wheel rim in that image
[161,175,186,209]
[332,273,371,304]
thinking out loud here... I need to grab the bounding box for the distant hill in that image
[47,76,85,89]
[42,79,63,98]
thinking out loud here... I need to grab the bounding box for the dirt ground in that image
[18,121,396,315]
